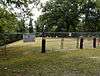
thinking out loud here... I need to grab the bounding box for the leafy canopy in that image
[0,7,19,33]
[35,0,100,32]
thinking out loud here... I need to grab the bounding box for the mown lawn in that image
[0,38,100,76]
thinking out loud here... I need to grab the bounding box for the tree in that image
[80,0,100,32]
[0,7,19,33]
[35,0,81,32]
[16,19,28,33]
[35,0,100,32]
[29,17,34,33]
[0,0,41,33]
[0,7,21,46]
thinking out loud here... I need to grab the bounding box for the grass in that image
[0,37,100,76]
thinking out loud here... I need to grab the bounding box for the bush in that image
[0,34,23,46]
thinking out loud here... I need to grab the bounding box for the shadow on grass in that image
[0,45,41,60]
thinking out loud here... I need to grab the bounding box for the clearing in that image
[0,37,100,76]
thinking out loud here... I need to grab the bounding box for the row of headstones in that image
[41,37,97,53]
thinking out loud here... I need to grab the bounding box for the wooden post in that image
[61,38,64,49]
[41,31,46,53]
[80,36,83,49]
[42,38,46,53]
[76,37,79,48]
[93,37,96,48]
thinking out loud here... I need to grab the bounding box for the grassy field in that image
[0,37,100,76]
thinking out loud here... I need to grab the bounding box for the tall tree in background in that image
[29,17,34,33]
[80,0,100,32]
[35,0,100,32]
[16,19,27,33]
[36,0,80,32]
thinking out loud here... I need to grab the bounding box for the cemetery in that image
[0,0,100,76]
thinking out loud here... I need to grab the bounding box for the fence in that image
[41,32,100,52]
[0,32,100,57]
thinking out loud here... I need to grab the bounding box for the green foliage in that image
[36,0,80,32]
[0,7,26,46]
[0,0,40,17]
[80,0,100,32]
[29,18,34,33]
[35,0,100,32]
[96,0,100,8]
[0,7,19,33]
[16,19,27,33]
[0,0,41,33]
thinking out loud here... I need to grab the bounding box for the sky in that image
[32,0,49,20]
[27,0,49,27]
[1,0,49,27]
[41,0,49,3]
